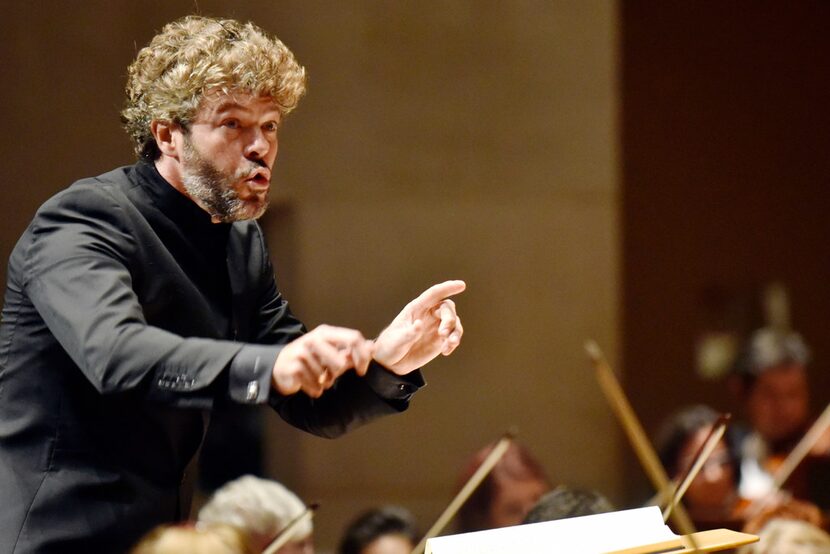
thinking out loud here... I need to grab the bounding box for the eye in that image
[262,121,278,134]
[222,119,240,129]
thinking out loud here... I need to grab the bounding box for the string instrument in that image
[410,431,514,554]
[686,406,830,532]
[736,402,830,527]
[584,341,698,540]
[662,414,731,523]
[262,502,318,554]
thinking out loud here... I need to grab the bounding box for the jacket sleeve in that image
[23,186,243,408]
[226,224,426,438]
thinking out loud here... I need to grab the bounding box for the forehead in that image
[196,89,281,120]
[755,363,808,390]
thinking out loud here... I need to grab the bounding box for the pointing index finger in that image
[411,280,466,310]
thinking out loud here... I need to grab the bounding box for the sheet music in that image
[426,506,678,554]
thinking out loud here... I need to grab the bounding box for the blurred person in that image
[522,485,614,524]
[0,14,466,553]
[730,328,830,507]
[455,441,551,532]
[130,522,254,554]
[655,404,823,531]
[737,518,830,554]
[655,405,741,528]
[338,506,418,554]
[198,475,313,553]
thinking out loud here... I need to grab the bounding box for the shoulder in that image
[38,165,135,216]
[22,166,139,264]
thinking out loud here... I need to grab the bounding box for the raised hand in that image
[373,280,466,375]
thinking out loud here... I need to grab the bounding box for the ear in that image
[150,120,182,159]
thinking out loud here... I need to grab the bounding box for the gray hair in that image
[737,518,830,554]
[734,327,810,378]
[198,476,311,545]
[522,485,614,524]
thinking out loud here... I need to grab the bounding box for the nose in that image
[244,128,272,161]
[702,460,725,482]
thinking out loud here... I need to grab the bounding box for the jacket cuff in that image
[228,344,282,404]
[363,361,425,407]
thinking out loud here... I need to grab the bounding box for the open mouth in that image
[247,170,270,186]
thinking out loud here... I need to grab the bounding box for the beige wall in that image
[0,1,621,550]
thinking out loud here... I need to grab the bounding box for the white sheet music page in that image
[425,506,678,554]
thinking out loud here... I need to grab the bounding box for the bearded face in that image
[181,134,271,223]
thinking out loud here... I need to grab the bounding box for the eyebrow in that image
[209,101,281,121]
[211,101,252,115]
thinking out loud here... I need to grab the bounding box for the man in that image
[730,328,830,507]
[0,16,464,553]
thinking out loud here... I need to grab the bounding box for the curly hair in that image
[121,15,307,160]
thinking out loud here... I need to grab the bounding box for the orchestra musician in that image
[198,476,314,554]
[656,405,824,532]
[454,441,551,533]
[338,506,419,554]
[730,328,830,510]
[0,15,465,553]
[656,405,744,529]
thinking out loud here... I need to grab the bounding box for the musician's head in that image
[198,475,313,554]
[737,518,830,554]
[656,405,738,517]
[734,328,810,444]
[338,506,418,554]
[522,485,614,524]
[129,522,254,554]
[456,441,551,533]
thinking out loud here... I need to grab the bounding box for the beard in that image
[181,137,270,223]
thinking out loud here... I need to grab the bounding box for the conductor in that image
[0,15,464,553]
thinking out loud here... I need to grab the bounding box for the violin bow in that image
[745,401,830,517]
[662,413,731,523]
[410,431,515,554]
[585,341,698,538]
[262,502,318,554]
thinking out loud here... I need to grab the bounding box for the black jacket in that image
[0,162,422,553]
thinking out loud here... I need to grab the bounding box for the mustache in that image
[234,160,269,180]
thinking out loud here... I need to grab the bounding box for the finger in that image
[441,316,463,356]
[272,364,301,396]
[308,338,351,379]
[435,300,457,336]
[275,359,325,398]
[351,340,375,376]
[296,370,325,398]
[447,320,463,351]
[408,280,466,311]
[312,324,369,351]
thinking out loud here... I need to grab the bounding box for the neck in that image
[154,156,187,195]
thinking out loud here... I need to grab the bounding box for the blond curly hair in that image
[121,15,307,160]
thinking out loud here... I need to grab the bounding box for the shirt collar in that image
[132,160,232,240]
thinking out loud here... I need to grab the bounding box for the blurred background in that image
[2,1,830,551]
